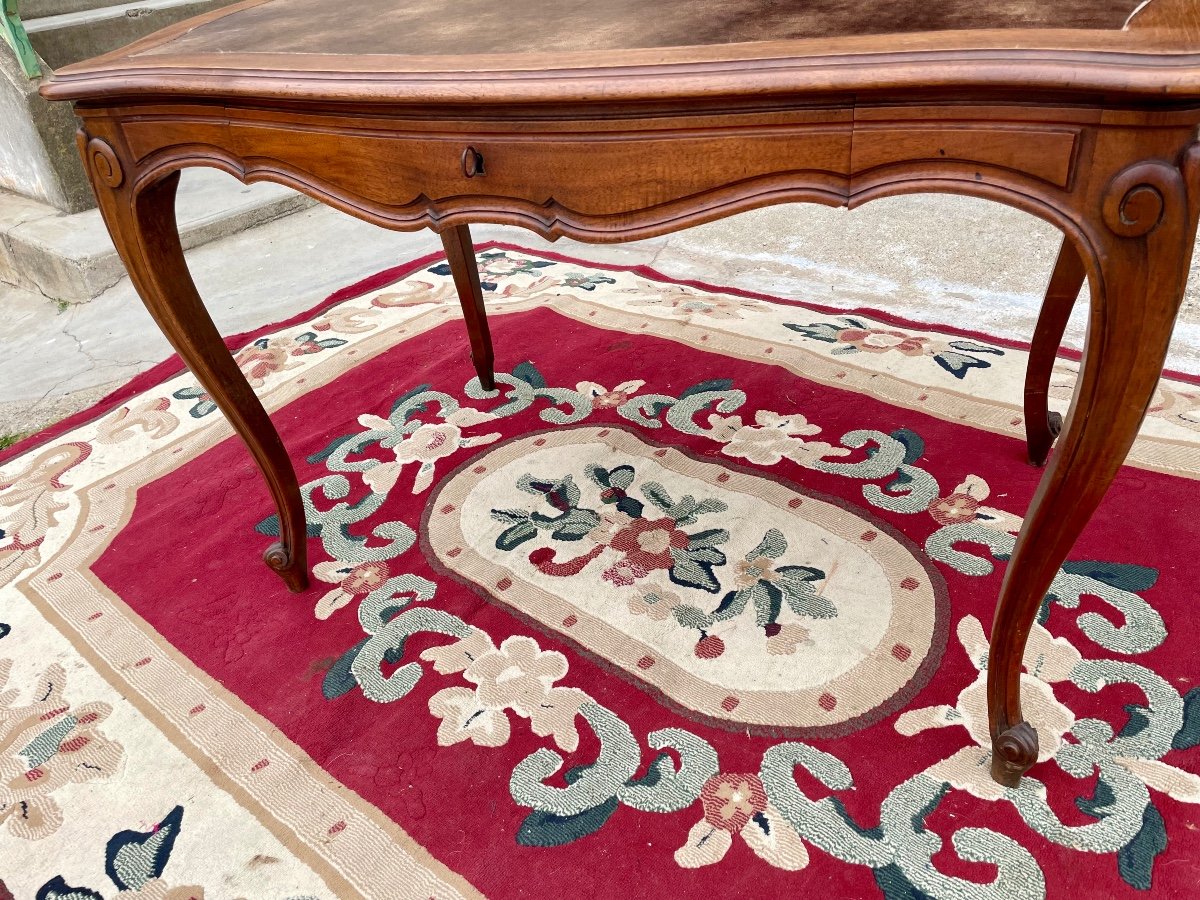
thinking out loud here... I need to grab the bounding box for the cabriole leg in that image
[1025,238,1086,466]
[988,156,1196,786]
[80,136,308,592]
[440,223,495,390]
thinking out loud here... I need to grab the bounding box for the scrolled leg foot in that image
[264,541,308,593]
[990,721,1039,787]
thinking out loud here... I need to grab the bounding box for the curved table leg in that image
[1025,239,1086,466]
[82,148,309,592]
[987,159,1195,786]
[441,224,496,391]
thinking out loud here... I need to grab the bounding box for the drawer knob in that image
[462,146,485,178]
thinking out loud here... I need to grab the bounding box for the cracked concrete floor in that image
[5,178,1200,440]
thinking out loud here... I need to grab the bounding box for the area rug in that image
[2,243,1199,899]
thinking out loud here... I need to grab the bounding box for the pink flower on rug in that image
[0,661,124,841]
[928,493,980,525]
[234,340,293,388]
[701,773,767,832]
[928,475,1023,533]
[676,773,808,870]
[838,327,930,356]
[602,517,689,586]
[576,380,646,409]
[311,559,390,620]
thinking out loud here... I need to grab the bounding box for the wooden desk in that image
[40,0,1200,787]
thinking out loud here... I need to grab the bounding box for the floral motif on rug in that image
[2,244,1199,898]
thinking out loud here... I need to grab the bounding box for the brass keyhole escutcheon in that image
[462,146,485,178]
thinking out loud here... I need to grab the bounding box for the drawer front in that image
[852,125,1080,188]
[217,123,853,217]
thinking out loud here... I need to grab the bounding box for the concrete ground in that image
[4,170,1200,441]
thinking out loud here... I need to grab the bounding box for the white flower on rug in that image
[765,622,812,656]
[0,443,88,589]
[926,474,1023,534]
[311,559,390,620]
[465,636,568,714]
[427,686,512,748]
[424,634,590,752]
[360,407,500,494]
[421,628,497,674]
[709,410,851,467]
[894,616,1077,801]
[587,509,636,546]
[233,339,298,389]
[676,772,808,870]
[576,380,646,409]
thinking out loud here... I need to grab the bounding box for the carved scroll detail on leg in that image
[987,151,1196,787]
[84,135,124,188]
[1101,161,1176,237]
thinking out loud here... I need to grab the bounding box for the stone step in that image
[0,168,315,303]
[21,0,137,22]
[25,0,237,69]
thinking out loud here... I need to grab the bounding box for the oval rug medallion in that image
[424,425,949,736]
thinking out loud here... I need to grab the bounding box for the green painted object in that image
[2,0,41,79]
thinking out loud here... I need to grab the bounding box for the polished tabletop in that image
[42,0,1200,105]
[136,0,1146,57]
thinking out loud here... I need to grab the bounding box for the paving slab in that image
[25,0,238,69]
[0,168,315,301]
